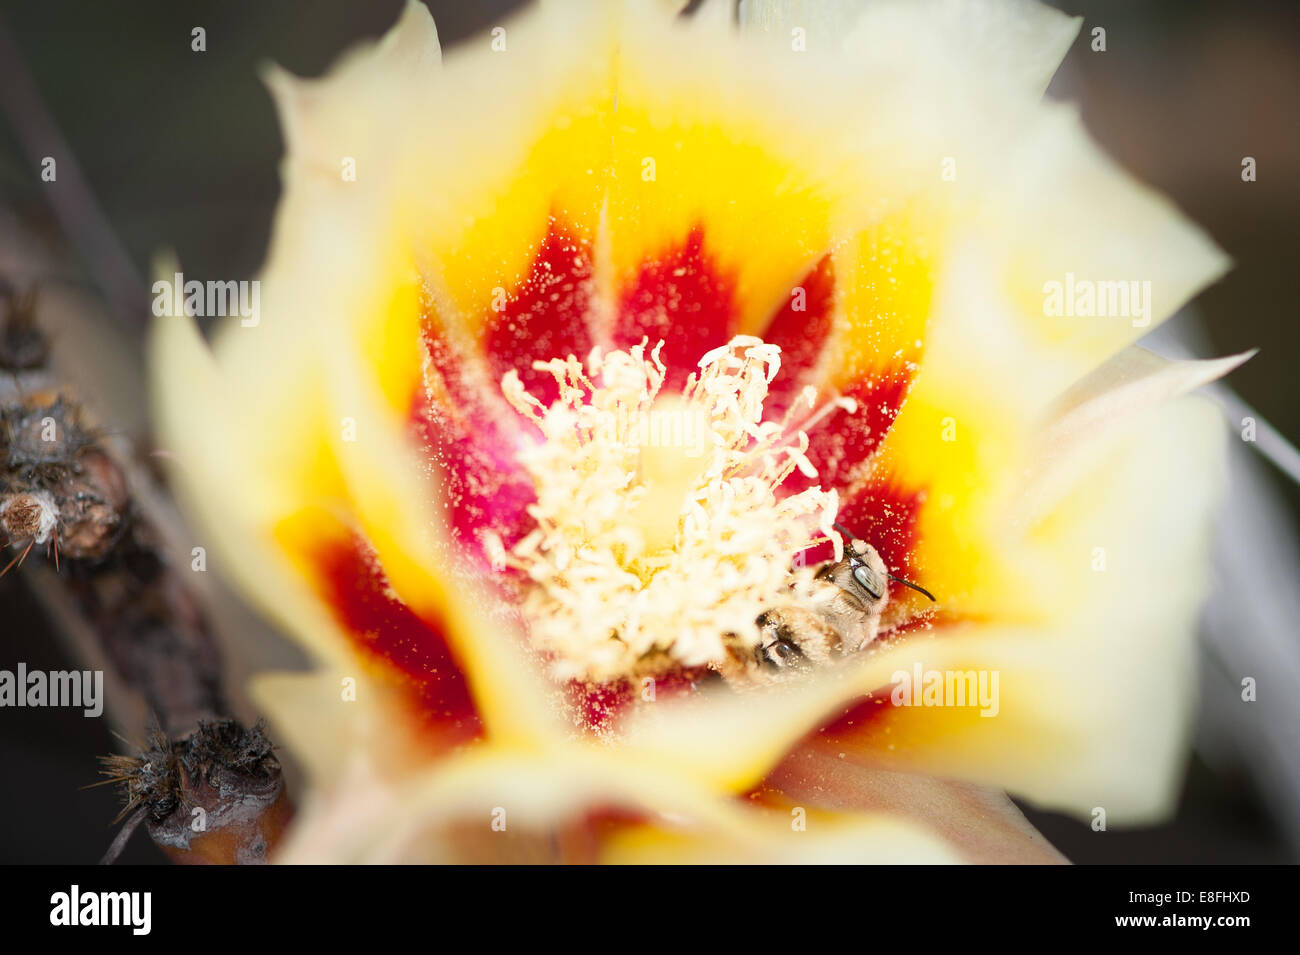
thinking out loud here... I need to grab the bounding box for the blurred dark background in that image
[0,0,1296,863]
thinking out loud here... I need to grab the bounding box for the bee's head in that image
[817,531,890,607]
[832,522,937,604]
[845,541,888,602]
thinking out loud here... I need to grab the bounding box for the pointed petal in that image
[762,754,1067,864]
[742,0,1081,99]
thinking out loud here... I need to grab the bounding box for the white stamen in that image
[500,336,854,683]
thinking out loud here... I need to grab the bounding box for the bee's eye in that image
[852,564,883,600]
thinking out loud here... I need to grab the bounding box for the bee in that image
[747,522,935,677]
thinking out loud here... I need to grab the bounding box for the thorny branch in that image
[0,10,294,863]
[1,281,292,864]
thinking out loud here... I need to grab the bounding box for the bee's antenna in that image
[831,522,863,564]
[887,573,936,602]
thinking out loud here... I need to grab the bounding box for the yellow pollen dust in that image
[494,335,855,684]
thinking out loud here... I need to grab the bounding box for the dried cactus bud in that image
[0,489,58,544]
[53,447,129,560]
[101,720,292,865]
[2,396,95,476]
